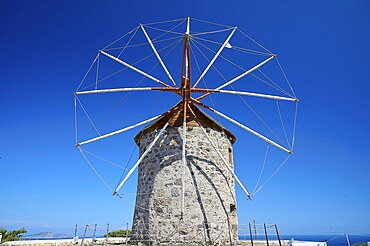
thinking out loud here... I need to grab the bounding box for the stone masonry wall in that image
[131,126,238,244]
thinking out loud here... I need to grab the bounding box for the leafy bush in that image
[0,227,27,243]
[105,229,131,237]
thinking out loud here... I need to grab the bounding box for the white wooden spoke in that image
[100,50,172,88]
[215,55,275,90]
[192,27,237,88]
[202,104,292,154]
[217,90,297,102]
[195,113,252,200]
[75,87,174,95]
[140,24,177,86]
[77,114,162,146]
[113,119,172,195]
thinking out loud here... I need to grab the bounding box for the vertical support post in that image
[92,224,97,246]
[253,220,257,239]
[81,224,89,246]
[249,223,254,246]
[345,233,350,246]
[104,223,109,246]
[73,224,79,245]
[264,223,269,246]
[125,223,129,246]
[275,224,282,246]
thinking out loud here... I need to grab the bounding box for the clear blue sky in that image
[1,0,369,237]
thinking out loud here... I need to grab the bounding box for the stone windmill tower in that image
[131,104,238,243]
[75,16,298,245]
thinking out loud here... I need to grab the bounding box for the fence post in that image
[125,222,129,246]
[249,223,254,246]
[104,223,109,246]
[264,223,269,246]
[274,224,282,246]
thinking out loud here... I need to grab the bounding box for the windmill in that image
[74,17,298,244]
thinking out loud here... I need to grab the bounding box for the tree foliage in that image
[105,229,131,237]
[0,227,27,243]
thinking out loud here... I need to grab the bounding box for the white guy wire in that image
[252,155,291,197]
[237,29,274,55]
[252,145,269,195]
[95,53,100,90]
[79,148,128,170]
[117,25,140,58]
[191,27,235,36]
[276,56,296,98]
[143,17,187,26]
[76,96,101,137]
[291,101,299,152]
[74,95,78,145]
[76,53,99,91]
[276,101,291,149]
[191,17,232,28]
[143,25,184,35]
[101,25,139,50]
[78,146,113,192]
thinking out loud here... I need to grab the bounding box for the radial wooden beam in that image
[100,50,173,88]
[191,99,292,154]
[196,55,275,101]
[140,24,177,87]
[189,88,297,102]
[113,118,172,195]
[75,87,178,95]
[187,105,252,200]
[192,27,237,89]
[77,114,162,146]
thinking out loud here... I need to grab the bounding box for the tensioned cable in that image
[276,101,291,149]
[117,25,140,58]
[252,154,290,197]
[191,27,235,36]
[74,96,78,145]
[148,18,186,42]
[76,96,101,137]
[104,36,183,51]
[143,17,187,26]
[78,146,113,192]
[192,36,271,56]
[191,38,286,146]
[257,68,293,97]
[79,148,128,170]
[252,145,270,195]
[191,17,232,28]
[102,25,140,50]
[291,101,298,152]
[275,57,296,97]
[77,53,99,91]
[237,29,273,55]
[95,53,100,90]
[80,37,182,91]
[143,25,184,35]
